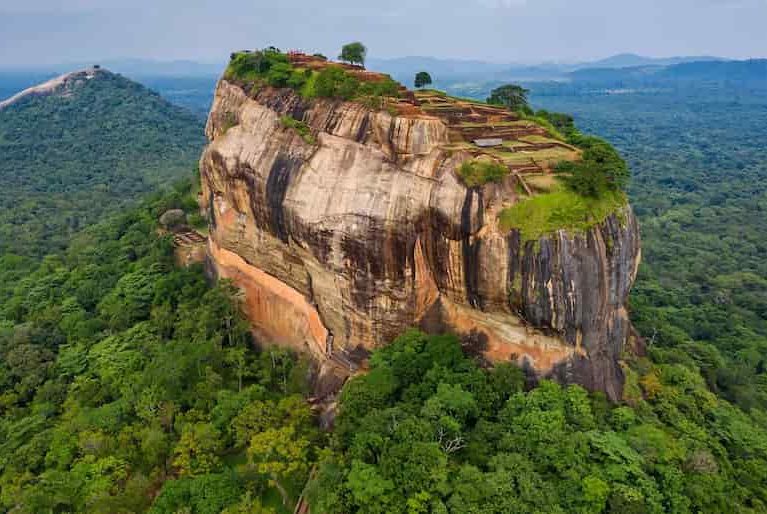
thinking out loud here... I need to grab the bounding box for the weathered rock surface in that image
[200,80,641,400]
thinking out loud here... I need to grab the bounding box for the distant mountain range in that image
[0,53,734,84]
[368,53,734,85]
[584,53,726,69]
[570,59,767,84]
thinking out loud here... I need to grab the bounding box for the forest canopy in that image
[0,70,204,258]
[308,330,767,513]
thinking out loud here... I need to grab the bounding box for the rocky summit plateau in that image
[198,50,641,401]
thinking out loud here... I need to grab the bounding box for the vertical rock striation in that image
[200,79,641,400]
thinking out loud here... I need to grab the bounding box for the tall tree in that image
[487,84,530,112]
[339,42,367,67]
[414,71,433,89]
[247,426,311,506]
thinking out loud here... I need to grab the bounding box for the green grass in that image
[458,159,509,187]
[524,174,559,193]
[495,153,536,166]
[520,113,567,141]
[519,134,556,144]
[417,88,447,96]
[526,147,580,165]
[498,188,626,241]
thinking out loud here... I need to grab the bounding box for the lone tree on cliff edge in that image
[414,71,433,89]
[487,84,531,113]
[339,42,367,67]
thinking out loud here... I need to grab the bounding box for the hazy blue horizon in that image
[0,53,748,74]
[1,0,765,68]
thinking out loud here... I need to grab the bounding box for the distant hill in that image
[568,65,664,83]
[367,53,730,85]
[0,66,220,117]
[0,68,205,257]
[367,56,511,85]
[569,59,766,84]
[657,59,767,81]
[585,53,726,69]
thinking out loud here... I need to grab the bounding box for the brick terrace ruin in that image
[259,52,583,197]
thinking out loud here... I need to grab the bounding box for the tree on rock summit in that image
[487,84,531,113]
[414,71,433,89]
[339,42,367,67]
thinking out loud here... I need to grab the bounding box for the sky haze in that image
[1,0,766,68]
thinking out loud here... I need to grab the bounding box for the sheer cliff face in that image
[200,80,641,400]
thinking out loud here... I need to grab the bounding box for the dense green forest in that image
[0,180,320,513]
[310,330,767,513]
[0,70,204,257]
[520,84,767,413]
[1,71,767,512]
[3,180,765,513]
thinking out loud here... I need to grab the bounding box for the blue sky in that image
[0,0,765,67]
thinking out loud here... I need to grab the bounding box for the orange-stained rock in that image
[207,239,329,359]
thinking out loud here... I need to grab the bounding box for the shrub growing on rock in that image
[313,67,361,100]
[556,136,629,196]
[458,159,509,187]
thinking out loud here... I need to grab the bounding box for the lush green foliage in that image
[309,330,767,513]
[487,84,531,113]
[534,109,577,137]
[4,61,767,514]
[225,49,309,90]
[527,84,767,413]
[490,102,629,236]
[556,135,630,196]
[415,71,433,89]
[499,188,626,241]
[457,159,509,187]
[225,50,399,107]
[0,71,204,258]
[0,180,322,513]
[311,66,362,100]
[339,42,367,67]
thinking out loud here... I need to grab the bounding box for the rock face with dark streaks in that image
[199,76,641,400]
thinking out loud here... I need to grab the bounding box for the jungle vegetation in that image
[1,60,766,514]
[0,70,204,258]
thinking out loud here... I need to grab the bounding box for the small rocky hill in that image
[0,68,205,257]
[200,51,641,400]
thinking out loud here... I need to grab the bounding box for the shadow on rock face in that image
[460,329,489,361]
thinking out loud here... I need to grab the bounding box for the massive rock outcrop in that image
[200,77,641,400]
